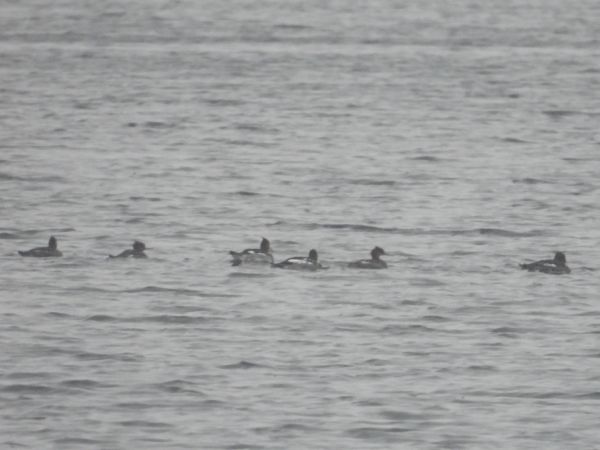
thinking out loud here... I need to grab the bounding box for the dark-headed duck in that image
[230,237,273,266]
[109,240,148,259]
[273,249,324,271]
[18,236,62,257]
[519,251,570,275]
[348,246,387,269]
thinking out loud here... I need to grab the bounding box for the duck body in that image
[109,240,147,259]
[519,252,570,275]
[348,259,388,269]
[273,249,324,271]
[18,236,62,257]
[348,246,387,269]
[230,238,273,266]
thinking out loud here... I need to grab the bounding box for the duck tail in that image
[230,251,242,266]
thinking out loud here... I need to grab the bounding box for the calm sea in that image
[1,0,599,448]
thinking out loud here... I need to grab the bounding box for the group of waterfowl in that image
[229,237,571,274]
[16,236,570,275]
[229,237,387,270]
[228,238,386,270]
[17,237,147,259]
[14,236,571,275]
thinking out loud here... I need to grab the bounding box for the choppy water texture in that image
[1,0,600,448]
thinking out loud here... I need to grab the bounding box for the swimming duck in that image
[109,240,148,259]
[348,246,387,269]
[18,236,62,257]
[519,251,570,274]
[273,249,324,271]
[230,237,273,266]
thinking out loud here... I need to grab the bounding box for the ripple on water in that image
[86,314,210,325]
[346,426,413,440]
[116,420,173,428]
[220,361,266,370]
[270,221,542,238]
[1,384,57,394]
[74,351,142,362]
[152,379,205,395]
[58,379,111,390]
[53,438,105,446]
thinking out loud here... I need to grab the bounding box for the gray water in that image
[1,1,600,448]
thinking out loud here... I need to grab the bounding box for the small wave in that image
[400,300,425,305]
[129,196,162,202]
[121,286,234,297]
[54,438,104,446]
[364,358,388,366]
[228,272,274,279]
[233,123,275,133]
[543,109,580,118]
[499,137,529,144]
[234,190,260,196]
[276,423,315,432]
[309,223,401,233]
[143,121,174,129]
[421,315,451,322]
[217,138,271,147]
[0,227,75,239]
[132,315,209,324]
[381,324,436,334]
[491,326,523,336]
[153,379,203,394]
[0,172,22,181]
[115,402,164,410]
[45,311,73,319]
[512,177,551,184]
[1,384,55,394]
[73,286,236,298]
[117,420,173,428]
[87,314,209,325]
[380,410,428,421]
[411,278,446,287]
[274,23,313,31]
[75,351,141,362]
[409,155,440,162]
[220,361,265,370]
[476,228,540,237]
[204,98,244,107]
[347,427,412,438]
[576,392,600,400]
[5,372,52,380]
[349,179,396,186]
[59,379,108,389]
[86,314,117,322]
[0,172,65,182]
[225,444,263,450]
[450,250,477,256]
[562,157,596,163]
[2,441,27,448]
[467,365,498,371]
[276,222,540,237]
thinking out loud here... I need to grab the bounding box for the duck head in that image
[260,237,271,253]
[371,246,385,260]
[48,236,57,250]
[308,249,318,262]
[133,240,146,251]
[554,251,566,266]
